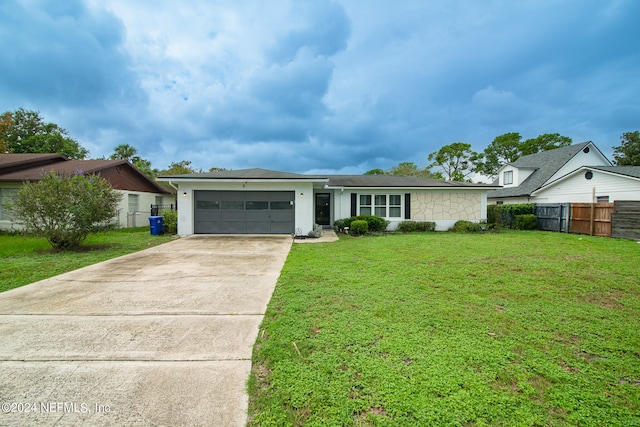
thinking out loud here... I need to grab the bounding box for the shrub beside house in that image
[0,153,174,231]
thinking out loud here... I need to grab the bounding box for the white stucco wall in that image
[114,190,175,228]
[0,183,172,231]
[172,181,315,236]
[533,169,640,203]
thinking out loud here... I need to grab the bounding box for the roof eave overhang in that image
[531,166,640,196]
[156,177,329,184]
[336,185,502,191]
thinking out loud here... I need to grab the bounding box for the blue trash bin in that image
[149,216,164,235]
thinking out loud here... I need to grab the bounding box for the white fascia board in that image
[156,177,328,184]
[338,186,501,191]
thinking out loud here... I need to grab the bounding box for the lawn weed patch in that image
[249,231,640,426]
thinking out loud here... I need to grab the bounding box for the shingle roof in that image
[325,175,495,188]
[488,142,595,198]
[0,155,172,194]
[0,153,67,171]
[160,168,500,188]
[588,166,640,179]
[160,168,319,180]
[0,159,126,181]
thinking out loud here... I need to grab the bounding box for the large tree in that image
[160,160,196,175]
[521,133,572,156]
[478,132,573,178]
[612,131,640,166]
[0,108,89,159]
[427,142,480,181]
[478,132,523,178]
[110,144,157,178]
[364,162,439,178]
[110,144,138,161]
[389,161,439,178]
[364,168,386,175]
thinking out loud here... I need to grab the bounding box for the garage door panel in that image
[220,211,244,221]
[219,221,245,233]
[245,221,271,232]
[194,221,221,233]
[245,211,270,221]
[270,221,293,233]
[194,190,294,234]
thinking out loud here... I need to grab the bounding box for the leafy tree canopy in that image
[478,132,572,178]
[364,162,440,178]
[0,108,89,159]
[110,144,157,179]
[160,160,196,176]
[427,142,480,182]
[521,133,572,156]
[612,131,640,166]
[364,168,386,175]
[10,171,122,250]
[110,144,138,161]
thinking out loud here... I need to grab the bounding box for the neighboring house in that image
[487,141,612,204]
[0,153,174,231]
[157,168,500,236]
[531,166,640,203]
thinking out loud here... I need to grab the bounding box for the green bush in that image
[9,171,122,249]
[349,220,369,235]
[160,209,178,234]
[339,215,390,233]
[397,221,418,232]
[451,220,483,233]
[397,221,436,232]
[487,203,536,228]
[513,214,537,230]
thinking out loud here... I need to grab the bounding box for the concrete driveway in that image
[0,235,292,426]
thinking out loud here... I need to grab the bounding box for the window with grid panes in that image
[359,195,372,215]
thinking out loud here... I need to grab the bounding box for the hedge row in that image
[487,203,535,228]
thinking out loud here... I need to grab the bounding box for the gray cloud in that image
[1,0,638,173]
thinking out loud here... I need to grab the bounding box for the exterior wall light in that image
[183,192,188,197]
[300,192,304,198]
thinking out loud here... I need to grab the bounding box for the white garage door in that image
[194,191,295,234]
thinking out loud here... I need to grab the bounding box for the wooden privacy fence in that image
[534,201,640,239]
[611,201,640,240]
[570,203,615,237]
[535,203,570,232]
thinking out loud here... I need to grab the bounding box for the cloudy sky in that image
[1,0,638,175]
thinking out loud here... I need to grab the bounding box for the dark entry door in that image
[315,193,330,226]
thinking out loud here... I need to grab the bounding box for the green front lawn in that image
[249,231,640,426]
[0,228,174,292]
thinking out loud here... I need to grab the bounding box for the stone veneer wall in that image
[411,191,482,221]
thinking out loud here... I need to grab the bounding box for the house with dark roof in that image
[0,153,174,231]
[487,142,613,204]
[157,168,500,235]
[530,165,640,203]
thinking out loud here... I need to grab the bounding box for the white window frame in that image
[359,193,403,219]
[0,188,18,221]
[503,170,513,185]
[128,194,139,214]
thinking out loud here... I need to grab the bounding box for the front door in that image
[315,193,330,226]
